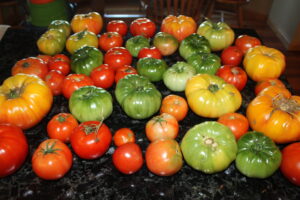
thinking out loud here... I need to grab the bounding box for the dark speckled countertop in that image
[0,27,300,200]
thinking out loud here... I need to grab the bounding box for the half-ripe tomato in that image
[62,73,94,99]
[90,64,115,89]
[71,12,103,35]
[254,78,286,96]
[145,138,183,176]
[137,47,162,59]
[11,57,48,79]
[106,20,128,36]
[0,123,28,178]
[47,113,79,143]
[160,94,188,121]
[48,59,71,76]
[221,46,243,66]
[98,32,123,52]
[104,47,133,70]
[113,127,135,147]
[70,121,112,159]
[32,139,73,180]
[235,35,262,54]
[114,65,137,83]
[44,70,65,96]
[217,112,249,140]
[130,18,156,38]
[112,143,143,174]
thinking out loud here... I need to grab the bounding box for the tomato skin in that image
[32,139,73,180]
[130,18,156,38]
[47,113,79,143]
[0,123,28,178]
[153,32,179,56]
[98,32,123,52]
[221,46,243,66]
[113,128,135,147]
[254,78,286,96]
[112,143,143,174]
[37,54,52,65]
[138,47,162,59]
[66,30,99,54]
[70,121,112,159]
[52,54,70,63]
[90,64,115,89]
[44,70,65,96]
[160,94,188,121]
[71,12,103,35]
[114,65,137,83]
[11,57,48,79]
[235,35,262,54]
[104,47,133,71]
[48,57,71,76]
[280,142,300,186]
[106,20,128,36]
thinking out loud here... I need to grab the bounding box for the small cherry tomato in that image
[90,64,115,89]
[235,35,262,54]
[138,47,162,59]
[114,65,138,83]
[44,70,65,96]
[254,78,286,96]
[160,94,188,121]
[106,20,128,36]
[104,47,133,70]
[221,46,243,66]
[113,128,135,147]
[130,18,156,38]
[98,32,123,52]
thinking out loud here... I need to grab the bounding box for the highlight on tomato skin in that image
[113,127,136,147]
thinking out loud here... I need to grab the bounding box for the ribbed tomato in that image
[71,12,103,35]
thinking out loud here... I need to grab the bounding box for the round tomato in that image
[106,20,128,36]
[37,29,66,56]
[145,138,183,176]
[32,139,73,180]
[104,47,133,71]
[48,19,71,37]
[160,94,188,121]
[221,46,243,66]
[130,18,156,38]
[70,121,112,159]
[44,70,65,96]
[138,47,162,59]
[0,123,28,178]
[235,34,262,54]
[114,65,137,83]
[137,57,168,82]
[90,64,115,89]
[153,32,179,56]
[47,113,79,143]
[254,78,286,96]
[98,32,123,52]
[48,58,71,76]
[51,54,70,63]
[112,143,143,174]
[71,12,103,35]
[113,128,135,147]
[280,142,300,186]
[11,57,48,79]
[37,54,52,64]
[66,30,99,54]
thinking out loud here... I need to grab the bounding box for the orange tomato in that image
[71,12,103,35]
[113,128,135,147]
[160,94,188,121]
[258,85,291,98]
[11,57,48,79]
[255,78,286,95]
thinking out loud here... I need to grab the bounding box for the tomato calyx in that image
[7,87,24,99]
[40,141,61,155]
[204,137,218,150]
[152,116,167,127]
[208,84,219,93]
[57,115,67,123]
[272,94,300,115]
[77,30,88,40]
[22,62,30,68]
[82,121,103,142]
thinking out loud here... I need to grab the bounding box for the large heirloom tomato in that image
[243,45,285,82]
[180,121,237,174]
[66,30,98,54]
[161,15,197,42]
[98,32,123,52]
[0,123,28,178]
[137,57,168,82]
[115,74,162,119]
[185,74,242,118]
[130,17,156,38]
[0,74,53,129]
[160,94,188,121]
[37,29,66,56]
[186,53,221,75]
[11,57,48,79]
[125,35,150,57]
[235,35,261,54]
[104,47,133,70]
[71,12,103,35]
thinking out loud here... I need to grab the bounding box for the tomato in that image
[235,34,262,54]
[48,59,70,76]
[160,94,188,121]
[62,73,94,99]
[106,20,128,36]
[114,65,137,83]
[52,54,70,63]
[90,64,115,89]
[153,32,179,56]
[98,32,123,52]
[221,46,243,66]
[0,123,28,178]
[113,128,135,147]
[216,65,248,91]
[11,57,48,79]
[32,139,73,180]
[125,35,150,57]
[37,54,52,65]
[66,30,98,54]
[217,112,249,140]
[137,57,168,82]
[0,74,53,129]
[130,18,156,38]
[48,19,71,37]
[254,78,286,96]
[137,47,162,59]
[70,121,112,159]
[186,53,221,75]
[104,47,133,71]
[145,138,183,176]
[44,70,65,96]
[71,12,103,35]
[47,113,79,143]
[112,143,143,174]
[37,29,66,56]
[280,142,300,186]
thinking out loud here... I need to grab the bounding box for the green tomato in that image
[235,131,282,179]
[187,53,221,75]
[71,46,103,76]
[66,30,99,54]
[115,74,162,119]
[37,29,66,56]
[153,32,179,56]
[179,33,211,60]
[181,121,237,174]
[69,86,113,122]
[137,57,168,82]
[163,61,196,92]
[48,20,71,37]
[125,35,150,57]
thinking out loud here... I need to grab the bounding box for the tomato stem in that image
[208,84,219,93]
[7,87,23,99]
[40,141,61,155]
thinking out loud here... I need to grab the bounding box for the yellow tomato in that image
[66,30,98,54]
[71,12,103,35]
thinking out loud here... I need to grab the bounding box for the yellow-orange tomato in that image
[0,74,53,129]
[66,30,98,54]
[243,45,285,82]
[161,15,196,42]
[255,78,286,96]
[71,12,103,35]
[160,94,188,121]
[258,85,291,98]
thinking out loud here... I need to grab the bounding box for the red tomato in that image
[47,113,79,143]
[104,47,133,70]
[0,123,28,178]
[216,65,248,91]
[221,46,243,66]
[98,32,123,52]
[130,18,156,38]
[62,73,94,99]
[280,142,300,186]
[11,57,48,79]
[160,94,188,121]
[235,35,262,54]
[32,139,73,180]
[106,20,128,36]
[112,143,143,174]
[137,47,162,59]
[145,138,183,176]
[44,70,65,96]
[90,64,115,89]
[48,59,71,76]
[254,78,286,96]
[37,54,52,65]
[113,128,135,147]
[114,65,137,83]
[70,121,112,159]
[217,112,249,140]
[145,113,179,142]
[52,54,70,63]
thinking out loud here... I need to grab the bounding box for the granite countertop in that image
[0,27,300,200]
